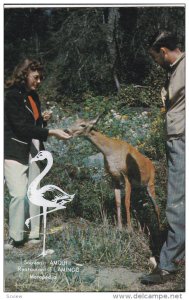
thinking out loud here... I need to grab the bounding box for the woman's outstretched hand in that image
[48,129,71,140]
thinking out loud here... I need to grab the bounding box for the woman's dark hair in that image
[5,58,44,88]
[148,31,178,52]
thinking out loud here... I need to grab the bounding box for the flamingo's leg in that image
[25,205,66,227]
[42,207,47,256]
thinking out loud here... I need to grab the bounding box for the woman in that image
[4,58,70,249]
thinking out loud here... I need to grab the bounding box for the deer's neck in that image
[87,130,114,156]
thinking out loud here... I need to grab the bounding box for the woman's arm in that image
[5,89,71,141]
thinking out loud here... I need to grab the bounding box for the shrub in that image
[138,109,166,160]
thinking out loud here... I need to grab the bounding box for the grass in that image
[4,217,151,292]
[4,216,185,292]
[48,220,151,269]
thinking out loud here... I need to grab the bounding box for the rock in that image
[80,265,142,291]
[4,261,19,278]
[83,153,104,168]
[82,153,105,181]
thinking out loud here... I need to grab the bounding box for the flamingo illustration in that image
[25,150,75,257]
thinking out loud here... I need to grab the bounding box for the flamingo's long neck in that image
[28,156,53,191]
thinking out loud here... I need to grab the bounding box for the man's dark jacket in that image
[4,85,49,164]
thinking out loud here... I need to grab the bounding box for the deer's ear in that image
[91,115,101,125]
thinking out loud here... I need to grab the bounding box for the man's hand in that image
[48,129,71,140]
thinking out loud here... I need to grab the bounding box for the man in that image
[141,31,185,284]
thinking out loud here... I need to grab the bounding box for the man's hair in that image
[148,31,178,52]
[5,58,44,88]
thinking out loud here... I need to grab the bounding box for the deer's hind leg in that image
[147,179,160,229]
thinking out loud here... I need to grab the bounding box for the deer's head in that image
[66,116,100,137]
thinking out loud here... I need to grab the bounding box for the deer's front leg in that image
[114,188,122,230]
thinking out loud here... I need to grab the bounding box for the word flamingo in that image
[26,150,75,256]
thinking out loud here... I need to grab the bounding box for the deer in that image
[66,116,160,231]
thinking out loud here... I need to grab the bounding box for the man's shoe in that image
[140,267,176,285]
[4,237,25,250]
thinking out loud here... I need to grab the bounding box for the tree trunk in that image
[106,8,121,92]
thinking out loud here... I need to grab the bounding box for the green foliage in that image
[115,84,161,108]
[4,7,185,100]
[82,93,113,117]
[138,109,166,160]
